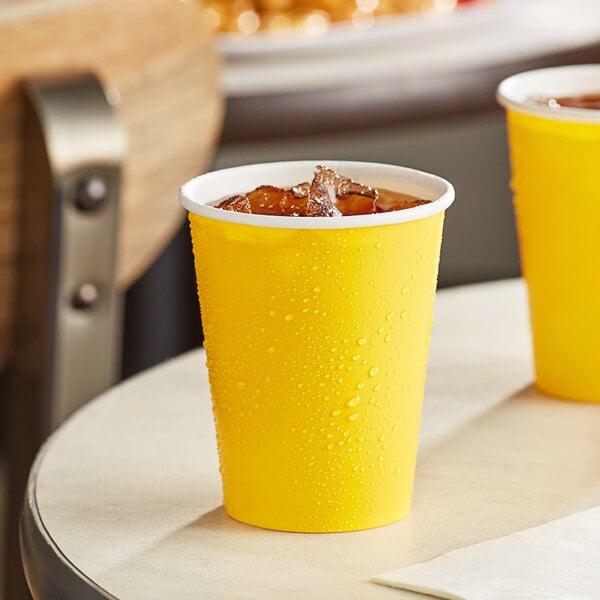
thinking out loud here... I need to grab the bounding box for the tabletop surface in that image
[26,279,600,599]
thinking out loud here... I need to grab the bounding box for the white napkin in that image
[372,507,600,600]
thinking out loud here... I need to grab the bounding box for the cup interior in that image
[497,64,600,122]
[180,160,454,230]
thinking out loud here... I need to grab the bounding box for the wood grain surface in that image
[0,0,224,367]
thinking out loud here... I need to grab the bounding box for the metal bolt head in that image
[72,283,99,310]
[75,176,108,211]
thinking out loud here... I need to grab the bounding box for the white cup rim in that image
[497,64,600,123]
[179,161,454,230]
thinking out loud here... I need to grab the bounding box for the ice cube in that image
[215,194,252,213]
[306,198,342,217]
[291,182,310,198]
[375,189,430,212]
[309,165,377,215]
[308,166,338,206]
[336,193,377,215]
[246,185,312,216]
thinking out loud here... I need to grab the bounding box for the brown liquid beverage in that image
[215,165,430,217]
[536,93,600,110]
[553,94,600,110]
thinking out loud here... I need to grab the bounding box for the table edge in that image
[20,441,117,600]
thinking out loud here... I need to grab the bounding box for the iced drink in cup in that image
[180,161,454,532]
[498,65,600,403]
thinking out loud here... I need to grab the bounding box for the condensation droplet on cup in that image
[369,366,379,377]
[356,382,365,390]
[384,334,392,343]
[285,313,295,322]
[331,409,341,416]
[401,285,408,295]
[348,413,359,421]
[347,396,360,407]
[268,346,276,354]
[237,381,246,391]
[400,310,408,320]
[357,337,367,346]
[269,310,276,317]
[386,311,394,321]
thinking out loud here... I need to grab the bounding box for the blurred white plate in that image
[220,0,600,96]
[218,0,509,58]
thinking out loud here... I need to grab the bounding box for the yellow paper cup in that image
[180,161,454,532]
[498,66,600,403]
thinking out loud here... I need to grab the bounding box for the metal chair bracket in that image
[6,73,127,600]
[15,73,127,429]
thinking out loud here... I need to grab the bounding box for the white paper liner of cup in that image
[497,64,600,122]
[180,160,454,229]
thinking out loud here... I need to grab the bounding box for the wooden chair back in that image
[0,0,223,368]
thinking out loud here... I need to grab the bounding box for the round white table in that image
[21,279,600,599]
